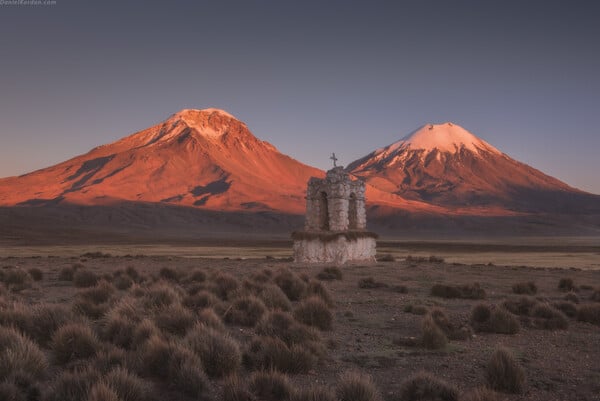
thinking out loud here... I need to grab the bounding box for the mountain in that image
[347,122,600,214]
[0,108,324,214]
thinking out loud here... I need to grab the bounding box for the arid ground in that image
[1,240,599,401]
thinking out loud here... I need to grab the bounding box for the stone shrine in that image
[292,164,377,263]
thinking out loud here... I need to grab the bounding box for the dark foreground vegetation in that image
[0,253,599,401]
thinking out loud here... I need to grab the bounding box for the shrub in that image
[398,371,458,401]
[73,269,100,287]
[358,277,387,289]
[558,278,575,292]
[103,367,150,401]
[257,311,321,346]
[30,303,76,345]
[502,296,538,316]
[293,296,333,331]
[244,336,315,374]
[486,347,525,393]
[471,304,519,334]
[336,371,380,401]
[154,303,196,336]
[512,281,537,295]
[404,304,428,315]
[211,272,240,300]
[0,326,48,380]
[248,370,293,401]
[553,301,577,318]
[431,283,485,299]
[167,344,210,398]
[27,267,43,281]
[274,269,307,301]
[186,324,241,378]
[316,266,343,281]
[225,295,267,327]
[258,284,293,311]
[52,323,100,365]
[577,303,600,325]
[420,315,448,350]
[306,280,334,306]
[183,289,221,310]
[530,303,569,330]
[46,367,100,401]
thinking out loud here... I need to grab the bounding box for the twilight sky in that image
[1,0,599,194]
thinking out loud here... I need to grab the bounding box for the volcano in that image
[0,109,324,213]
[347,122,600,214]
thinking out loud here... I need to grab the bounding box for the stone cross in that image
[330,152,338,167]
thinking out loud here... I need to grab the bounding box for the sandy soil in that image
[2,250,600,401]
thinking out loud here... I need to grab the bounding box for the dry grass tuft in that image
[404,304,429,315]
[30,303,77,345]
[316,266,343,281]
[183,289,221,310]
[225,295,267,327]
[46,367,100,401]
[294,296,333,331]
[431,283,485,299]
[244,336,316,374]
[1,268,32,292]
[470,304,520,334]
[306,279,334,306]
[99,314,137,349]
[78,281,115,304]
[486,347,525,393]
[222,374,253,401]
[248,370,294,401]
[512,281,537,295]
[291,385,337,401]
[186,324,241,378]
[103,367,150,401]
[131,318,160,346]
[530,303,569,330]
[558,278,575,292]
[553,301,578,318]
[59,265,78,281]
[113,274,134,290]
[274,269,307,301]
[197,307,225,330]
[73,269,100,288]
[167,344,210,398]
[52,323,100,365]
[159,267,179,282]
[210,272,240,300]
[142,282,181,309]
[87,382,120,401]
[420,314,448,350]
[0,326,48,380]
[398,371,459,401]
[257,310,322,346]
[257,284,293,311]
[461,387,501,401]
[336,370,380,401]
[27,267,43,281]
[577,303,600,325]
[154,303,196,336]
[564,292,579,303]
[502,296,538,316]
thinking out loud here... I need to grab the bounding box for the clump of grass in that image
[431,283,485,299]
[558,278,575,292]
[154,303,196,336]
[420,315,448,350]
[87,382,120,401]
[336,371,380,401]
[98,314,136,349]
[167,344,210,398]
[135,335,171,378]
[142,282,181,308]
[1,268,32,292]
[258,310,321,344]
[159,267,179,282]
[398,371,458,401]
[512,281,537,295]
[93,345,127,373]
[30,303,77,345]
[0,326,48,380]
[73,269,100,288]
[429,308,471,340]
[210,272,240,300]
[0,301,34,334]
[306,279,334,306]
[125,266,140,282]
[27,267,43,281]
[404,304,428,315]
[553,301,578,318]
[0,372,41,401]
[45,367,100,401]
[502,296,538,316]
[564,292,579,303]
[188,269,207,283]
[103,367,150,401]
[248,370,294,401]
[78,281,115,304]
[470,304,519,334]
[73,297,109,320]
[294,296,333,331]
[225,295,267,327]
[244,336,316,374]
[358,277,387,289]
[132,318,160,346]
[52,323,100,365]
[186,324,241,378]
[274,269,307,301]
[486,347,525,393]
[316,266,343,281]
[577,303,600,325]
[59,265,78,281]
[113,275,133,290]
[197,308,225,330]
[590,290,600,302]
[257,284,292,311]
[183,289,221,310]
[530,303,569,330]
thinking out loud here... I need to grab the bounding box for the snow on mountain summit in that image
[398,122,500,154]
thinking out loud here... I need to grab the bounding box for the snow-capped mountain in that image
[347,122,599,213]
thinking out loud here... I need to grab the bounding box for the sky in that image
[0,0,599,194]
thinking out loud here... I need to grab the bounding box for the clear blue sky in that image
[1,0,599,194]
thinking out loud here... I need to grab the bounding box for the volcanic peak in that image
[391,122,501,154]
